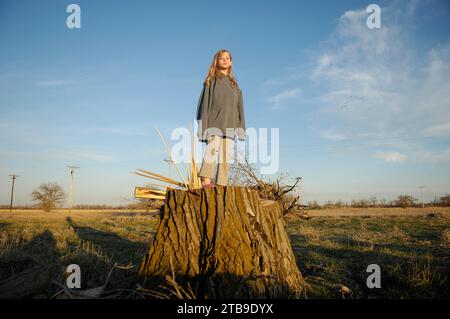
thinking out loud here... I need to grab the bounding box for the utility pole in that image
[8,174,19,212]
[67,166,80,213]
[164,159,173,179]
[418,185,425,209]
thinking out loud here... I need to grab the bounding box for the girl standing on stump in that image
[196,49,246,188]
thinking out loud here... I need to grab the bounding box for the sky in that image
[1,0,449,206]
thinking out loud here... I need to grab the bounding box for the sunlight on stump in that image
[138,185,307,298]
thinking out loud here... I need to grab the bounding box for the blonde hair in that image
[203,49,239,89]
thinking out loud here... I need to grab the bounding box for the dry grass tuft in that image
[441,228,450,247]
[0,232,23,256]
[407,253,446,289]
[296,224,321,243]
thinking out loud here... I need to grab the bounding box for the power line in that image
[8,174,19,213]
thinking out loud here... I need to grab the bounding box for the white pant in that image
[198,135,233,186]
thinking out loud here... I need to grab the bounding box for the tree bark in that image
[138,185,306,298]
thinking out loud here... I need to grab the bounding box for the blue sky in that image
[1,0,449,206]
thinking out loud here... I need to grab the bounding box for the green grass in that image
[0,210,449,298]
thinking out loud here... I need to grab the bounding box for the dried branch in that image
[229,154,303,216]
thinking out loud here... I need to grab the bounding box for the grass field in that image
[0,207,449,299]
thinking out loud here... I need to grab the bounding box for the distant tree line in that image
[1,182,163,212]
[307,194,450,209]
[0,202,162,211]
[2,181,449,211]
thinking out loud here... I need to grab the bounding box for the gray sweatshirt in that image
[196,74,246,143]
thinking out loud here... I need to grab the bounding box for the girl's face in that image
[217,52,232,70]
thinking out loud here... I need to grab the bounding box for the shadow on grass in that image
[0,219,156,297]
[289,233,450,299]
[66,217,148,266]
[0,222,10,230]
[0,230,62,297]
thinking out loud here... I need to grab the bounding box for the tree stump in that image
[138,185,307,298]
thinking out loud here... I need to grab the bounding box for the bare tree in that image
[351,199,370,208]
[324,200,334,208]
[31,182,66,212]
[368,195,378,207]
[335,199,345,208]
[307,200,321,209]
[394,195,417,208]
[439,194,450,206]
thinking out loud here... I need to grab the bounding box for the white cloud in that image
[424,122,450,137]
[417,148,450,164]
[262,79,283,86]
[89,126,148,137]
[320,130,347,141]
[267,87,302,109]
[374,151,407,163]
[303,2,450,162]
[35,79,77,88]
[0,149,117,163]
[52,150,116,163]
